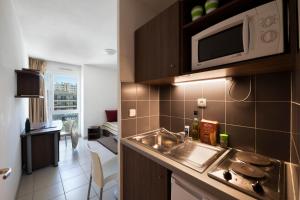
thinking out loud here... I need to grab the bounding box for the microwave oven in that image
[192,0,284,70]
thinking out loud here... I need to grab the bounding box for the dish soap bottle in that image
[190,111,200,140]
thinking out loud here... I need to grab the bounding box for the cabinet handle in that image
[169,64,175,68]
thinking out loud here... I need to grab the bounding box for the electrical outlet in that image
[129,109,136,117]
[197,98,207,108]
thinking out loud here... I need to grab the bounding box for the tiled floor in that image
[17,138,118,200]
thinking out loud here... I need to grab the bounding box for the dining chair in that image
[87,143,118,200]
[71,122,79,149]
[60,120,73,146]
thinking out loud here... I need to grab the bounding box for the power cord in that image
[228,77,252,102]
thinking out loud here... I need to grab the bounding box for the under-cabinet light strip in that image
[173,78,227,86]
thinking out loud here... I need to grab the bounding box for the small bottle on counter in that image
[220,132,229,148]
[190,111,200,140]
[184,125,190,137]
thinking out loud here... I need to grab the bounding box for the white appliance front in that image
[171,174,219,200]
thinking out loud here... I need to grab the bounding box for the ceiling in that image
[14,0,117,66]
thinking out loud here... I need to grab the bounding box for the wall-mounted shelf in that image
[182,0,271,33]
[15,69,44,98]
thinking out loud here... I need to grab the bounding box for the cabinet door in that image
[135,24,148,82]
[123,145,170,200]
[135,2,181,82]
[135,17,160,82]
[32,134,54,170]
[160,2,181,78]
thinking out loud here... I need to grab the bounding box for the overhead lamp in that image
[104,49,116,55]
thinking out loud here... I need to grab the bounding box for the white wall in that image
[82,65,118,137]
[0,0,28,199]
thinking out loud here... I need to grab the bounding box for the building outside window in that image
[54,81,78,110]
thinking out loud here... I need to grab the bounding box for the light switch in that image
[197,98,207,108]
[129,109,136,117]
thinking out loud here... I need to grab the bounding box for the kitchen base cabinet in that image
[123,145,171,200]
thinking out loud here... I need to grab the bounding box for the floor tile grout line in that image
[66,141,93,198]
[31,170,35,200]
[58,163,67,199]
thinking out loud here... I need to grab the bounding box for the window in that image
[45,68,81,135]
[53,75,78,111]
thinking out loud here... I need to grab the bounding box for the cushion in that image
[105,110,117,122]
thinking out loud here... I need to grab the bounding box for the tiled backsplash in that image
[159,72,291,161]
[292,66,300,165]
[121,72,295,162]
[121,83,160,138]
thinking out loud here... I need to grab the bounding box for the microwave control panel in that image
[254,0,283,54]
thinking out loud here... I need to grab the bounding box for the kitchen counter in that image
[122,137,300,200]
[122,138,255,200]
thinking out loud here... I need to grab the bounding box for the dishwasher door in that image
[171,174,219,200]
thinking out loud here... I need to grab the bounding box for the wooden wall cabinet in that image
[123,145,171,200]
[134,0,296,84]
[15,69,44,98]
[135,2,181,82]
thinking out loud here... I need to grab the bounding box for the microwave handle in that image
[243,16,249,53]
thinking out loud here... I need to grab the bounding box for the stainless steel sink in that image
[129,128,181,153]
[166,140,225,173]
[128,128,225,173]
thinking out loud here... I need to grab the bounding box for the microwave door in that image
[197,23,245,66]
